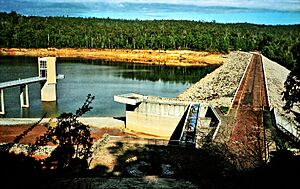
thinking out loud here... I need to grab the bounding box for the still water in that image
[0,56,217,118]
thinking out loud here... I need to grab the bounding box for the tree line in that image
[0,11,300,70]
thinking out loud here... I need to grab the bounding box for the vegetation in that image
[0,94,299,188]
[30,94,95,171]
[282,42,300,133]
[1,11,300,70]
[0,11,300,188]
[283,42,300,112]
[220,106,229,114]
[0,94,95,188]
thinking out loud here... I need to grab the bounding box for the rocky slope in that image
[178,51,299,129]
[178,51,251,107]
[263,55,299,126]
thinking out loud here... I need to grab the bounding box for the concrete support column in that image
[0,89,4,115]
[20,85,30,108]
[41,83,56,102]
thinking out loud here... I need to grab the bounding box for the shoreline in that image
[0,117,124,128]
[0,48,226,66]
[0,117,169,144]
[0,51,240,128]
[0,49,231,140]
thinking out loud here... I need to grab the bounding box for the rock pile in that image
[178,51,252,107]
[0,143,55,156]
[263,55,299,125]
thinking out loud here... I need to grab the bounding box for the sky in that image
[1,0,300,25]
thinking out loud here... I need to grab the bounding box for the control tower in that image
[38,57,57,101]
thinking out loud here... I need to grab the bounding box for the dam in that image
[114,93,221,147]
[1,52,298,149]
[114,52,300,149]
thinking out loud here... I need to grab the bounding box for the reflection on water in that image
[59,58,219,84]
[20,107,31,118]
[0,56,218,118]
[41,102,59,118]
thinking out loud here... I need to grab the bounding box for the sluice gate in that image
[179,103,200,146]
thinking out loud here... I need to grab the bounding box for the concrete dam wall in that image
[126,99,189,139]
[115,94,212,139]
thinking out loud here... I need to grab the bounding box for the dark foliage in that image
[1,11,300,70]
[0,94,96,188]
[1,123,299,188]
[0,151,42,189]
[29,94,95,170]
[283,42,300,112]
[282,42,300,137]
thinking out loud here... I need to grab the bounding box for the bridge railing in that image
[261,55,271,109]
[230,53,253,109]
[210,105,222,141]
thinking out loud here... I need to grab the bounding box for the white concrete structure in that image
[0,57,64,115]
[39,57,57,102]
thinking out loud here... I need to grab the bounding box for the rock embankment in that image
[178,51,252,107]
[263,55,299,125]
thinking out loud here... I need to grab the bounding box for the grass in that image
[220,106,229,114]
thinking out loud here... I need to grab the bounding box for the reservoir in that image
[0,56,217,118]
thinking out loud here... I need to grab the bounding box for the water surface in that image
[0,56,217,118]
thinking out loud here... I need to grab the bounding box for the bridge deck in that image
[0,77,46,89]
[0,74,64,89]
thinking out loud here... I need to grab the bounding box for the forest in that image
[0,11,300,70]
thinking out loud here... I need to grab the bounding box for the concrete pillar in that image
[169,104,175,116]
[0,89,4,115]
[41,83,56,102]
[20,85,30,108]
[140,103,145,113]
[39,57,57,102]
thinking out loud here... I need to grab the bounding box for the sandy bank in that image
[0,117,124,128]
[0,48,226,66]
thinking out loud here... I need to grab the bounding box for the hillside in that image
[1,12,300,70]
